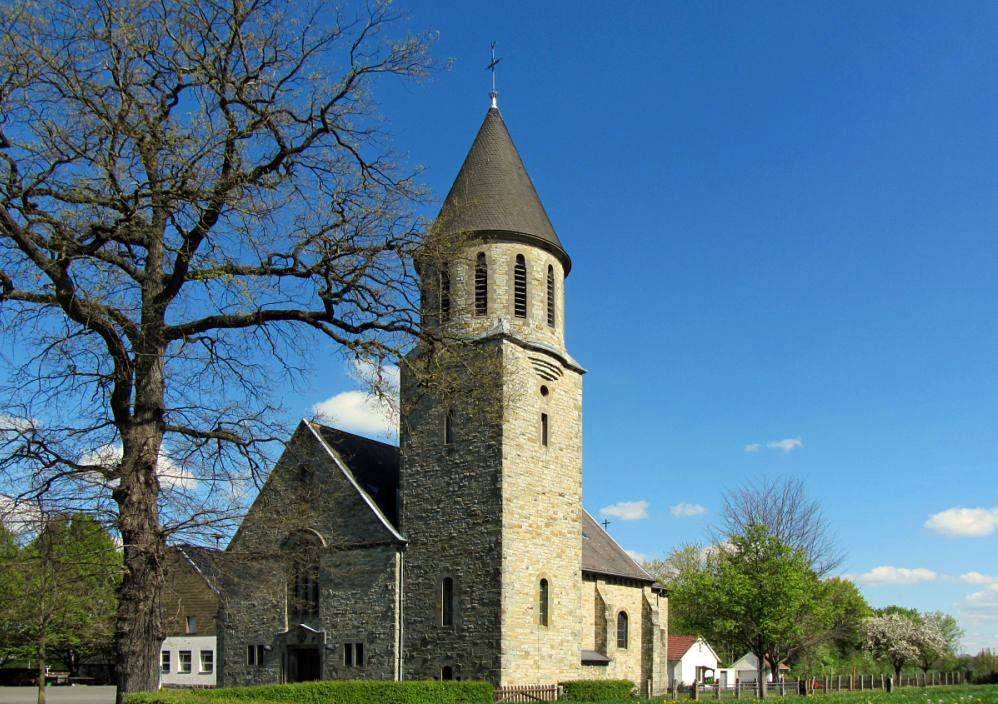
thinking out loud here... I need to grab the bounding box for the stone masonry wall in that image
[424,241,567,353]
[219,424,402,686]
[402,236,582,685]
[582,576,668,695]
[400,343,505,682]
[500,340,583,685]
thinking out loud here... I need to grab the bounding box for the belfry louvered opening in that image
[514,254,527,318]
[546,265,555,327]
[475,252,487,316]
[439,268,450,323]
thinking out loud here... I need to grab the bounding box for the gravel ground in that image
[0,686,117,704]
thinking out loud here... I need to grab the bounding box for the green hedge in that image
[125,680,493,704]
[558,679,635,701]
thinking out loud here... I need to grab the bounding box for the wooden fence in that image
[493,672,968,702]
[681,671,967,700]
[493,683,560,702]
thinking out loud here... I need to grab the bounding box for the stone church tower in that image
[399,104,585,685]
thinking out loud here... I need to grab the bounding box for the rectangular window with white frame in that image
[178,650,192,674]
[200,650,213,673]
[160,651,170,674]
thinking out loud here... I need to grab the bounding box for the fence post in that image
[849,675,854,691]
[735,682,741,700]
[716,682,721,700]
[692,682,699,700]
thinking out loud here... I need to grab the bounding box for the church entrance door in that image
[287,646,321,682]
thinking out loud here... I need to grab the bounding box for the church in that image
[216,100,669,695]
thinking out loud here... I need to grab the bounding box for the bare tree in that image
[716,477,843,577]
[0,0,435,698]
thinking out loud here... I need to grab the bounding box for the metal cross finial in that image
[602,519,611,531]
[486,41,501,109]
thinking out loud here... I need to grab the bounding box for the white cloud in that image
[744,443,762,453]
[767,437,802,453]
[78,444,196,491]
[0,415,36,447]
[625,549,648,565]
[855,566,938,586]
[670,502,707,517]
[925,507,998,537]
[959,572,998,585]
[0,495,42,536]
[312,360,399,438]
[961,583,998,614]
[599,500,649,521]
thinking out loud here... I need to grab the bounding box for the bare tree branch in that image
[716,477,844,577]
[0,0,435,697]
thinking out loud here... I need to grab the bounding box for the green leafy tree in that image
[0,521,32,668]
[14,513,120,704]
[672,524,823,698]
[823,578,873,654]
[644,544,714,639]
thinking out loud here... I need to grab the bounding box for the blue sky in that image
[299,1,998,653]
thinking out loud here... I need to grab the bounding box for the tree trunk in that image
[112,328,169,703]
[112,426,167,703]
[36,635,45,704]
[757,652,766,699]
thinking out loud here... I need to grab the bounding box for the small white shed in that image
[667,635,721,687]
[729,653,789,683]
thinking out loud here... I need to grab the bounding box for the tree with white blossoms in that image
[862,613,947,679]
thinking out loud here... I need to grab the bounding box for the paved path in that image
[0,687,116,704]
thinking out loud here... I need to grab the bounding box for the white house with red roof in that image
[667,635,721,687]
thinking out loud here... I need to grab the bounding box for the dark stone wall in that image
[399,341,505,683]
[218,422,402,687]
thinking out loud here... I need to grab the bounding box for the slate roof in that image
[581,510,655,583]
[173,544,222,595]
[306,424,652,583]
[311,424,400,528]
[582,649,611,665]
[433,107,571,274]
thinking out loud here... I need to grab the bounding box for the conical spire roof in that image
[433,107,571,274]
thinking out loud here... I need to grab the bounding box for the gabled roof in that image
[433,107,571,274]
[668,635,719,663]
[310,423,400,528]
[730,653,790,671]
[581,510,655,583]
[306,422,404,543]
[172,544,222,595]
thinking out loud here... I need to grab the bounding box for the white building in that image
[667,635,720,687]
[729,653,789,683]
[160,635,216,687]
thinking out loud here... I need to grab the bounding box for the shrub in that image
[558,679,635,701]
[124,680,493,704]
